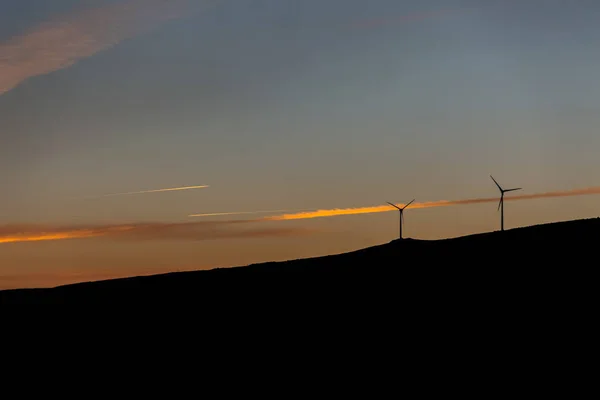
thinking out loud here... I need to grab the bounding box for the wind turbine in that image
[490,175,522,232]
[386,199,415,240]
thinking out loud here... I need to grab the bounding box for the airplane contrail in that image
[189,209,308,218]
[262,186,600,221]
[94,185,210,198]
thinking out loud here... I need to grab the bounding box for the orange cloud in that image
[0,0,219,95]
[0,219,316,245]
[263,186,600,221]
[0,225,135,244]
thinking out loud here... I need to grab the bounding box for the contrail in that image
[94,185,209,198]
[263,186,600,221]
[189,209,307,218]
[0,0,220,96]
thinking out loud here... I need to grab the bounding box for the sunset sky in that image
[2,0,600,289]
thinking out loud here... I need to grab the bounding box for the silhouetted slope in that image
[1,218,598,306]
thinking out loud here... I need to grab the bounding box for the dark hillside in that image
[1,218,598,307]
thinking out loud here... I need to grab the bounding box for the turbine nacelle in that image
[387,199,415,240]
[386,199,415,213]
[491,175,521,195]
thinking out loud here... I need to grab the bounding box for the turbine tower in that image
[490,175,522,232]
[386,199,415,240]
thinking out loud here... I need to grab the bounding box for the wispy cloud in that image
[262,186,600,221]
[0,0,219,96]
[89,185,209,198]
[0,219,316,245]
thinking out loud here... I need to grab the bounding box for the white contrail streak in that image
[98,185,209,198]
[189,209,302,218]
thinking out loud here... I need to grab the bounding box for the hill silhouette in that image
[1,218,598,307]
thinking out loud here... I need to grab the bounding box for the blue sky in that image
[1,0,600,288]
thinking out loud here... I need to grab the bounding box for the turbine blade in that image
[497,197,502,211]
[490,175,503,192]
[505,188,522,192]
[386,202,401,210]
[402,199,416,210]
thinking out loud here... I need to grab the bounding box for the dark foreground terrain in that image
[1,218,598,308]
[2,218,596,383]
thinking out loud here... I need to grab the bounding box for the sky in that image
[2,0,600,289]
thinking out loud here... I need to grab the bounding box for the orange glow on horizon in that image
[0,230,103,244]
[0,226,136,244]
[0,221,309,245]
